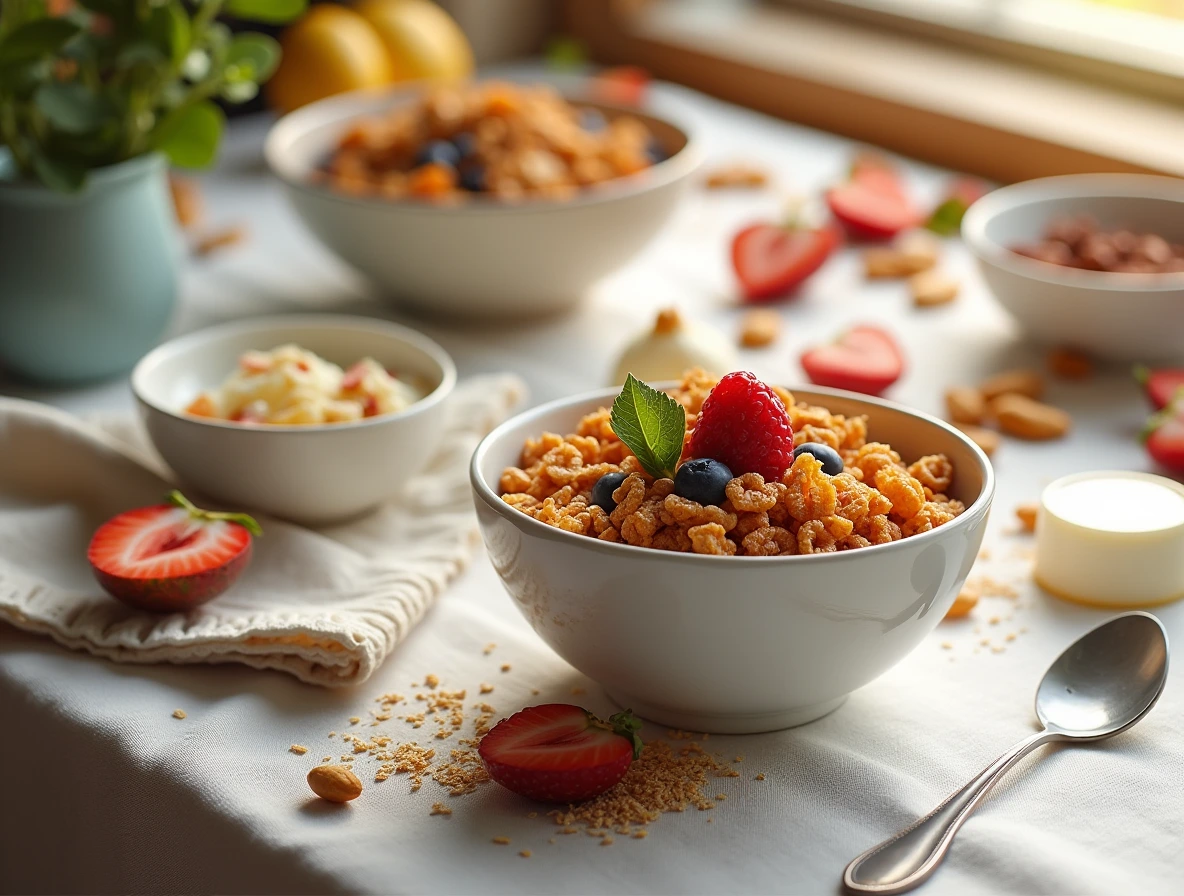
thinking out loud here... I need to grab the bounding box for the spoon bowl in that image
[1036,611,1169,739]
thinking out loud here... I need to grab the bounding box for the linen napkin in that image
[0,374,524,687]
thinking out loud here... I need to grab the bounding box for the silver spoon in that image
[843,611,1169,894]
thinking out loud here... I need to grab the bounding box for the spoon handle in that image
[843,730,1061,894]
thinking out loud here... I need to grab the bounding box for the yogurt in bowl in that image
[470,376,994,733]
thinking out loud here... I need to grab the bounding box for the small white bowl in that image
[471,386,994,733]
[264,83,700,318]
[132,314,455,526]
[962,174,1184,361]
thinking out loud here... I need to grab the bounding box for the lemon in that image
[354,0,474,83]
[267,5,395,114]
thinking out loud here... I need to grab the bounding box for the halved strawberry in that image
[1135,365,1184,410]
[926,177,992,236]
[827,159,921,240]
[478,704,643,803]
[800,325,905,396]
[1143,397,1184,472]
[732,221,841,302]
[87,491,262,612]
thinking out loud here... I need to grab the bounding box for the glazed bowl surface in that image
[133,314,455,526]
[471,385,994,733]
[265,82,700,318]
[962,174,1184,361]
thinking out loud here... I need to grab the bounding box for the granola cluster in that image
[499,370,964,555]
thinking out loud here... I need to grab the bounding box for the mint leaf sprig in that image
[609,374,687,480]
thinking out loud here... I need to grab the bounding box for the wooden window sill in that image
[563,0,1184,182]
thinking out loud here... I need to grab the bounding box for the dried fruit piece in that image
[945,386,985,425]
[991,394,1071,440]
[307,764,363,803]
[738,309,781,348]
[1016,503,1038,532]
[1047,347,1093,380]
[910,270,959,307]
[980,369,1044,401]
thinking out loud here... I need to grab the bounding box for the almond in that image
[1015,503,1039,532]
[307,764,363,803]
[944,589,978,619]
[953,422,1001,457]
[910,270,959,307]
[980,369,1044,401]
[991,394,1071,440]
[863,230,939,278]
[739,309,781,348]
[945,387,986,425]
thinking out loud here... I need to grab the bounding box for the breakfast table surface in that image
[2,68,1182,896]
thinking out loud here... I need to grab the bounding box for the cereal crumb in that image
[1005,632,1017,642]
[941,641,953,649]
[1047,346,1093,380]
[600,837,614,846]
[548,838,556,844]
[733,755,744,763]
[483,643,497,655]
[739,309,781,348]
[349,716,360,724]
[527,811,538,819]
[492,837,511,845]
[531,688,541,696]
[328,732,336,737]
[755,774,766,781]
[944,590,978,620]
[290,744,309,755]
[991,645,1007,654]
[989,616,1001,625]
[519,850,532,858]
[424,674,440,689]
[479,683,494,694]
[322,756,332,762]
[430,803,452,816]
[704,164,768,189]
[910,269,959,307]
[1016,503,1038,532]
[715,794,727,801]
[571,686,586,695]
[633,830,649,839]
[501,664,512,673]
[171,709,187,719]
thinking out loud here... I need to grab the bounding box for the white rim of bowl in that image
[264,82,702,216]
[962,173,1184,291]
[131,313,457,433]
[470,383,996,565]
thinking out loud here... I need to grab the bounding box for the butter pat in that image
[1034,471,1184,607]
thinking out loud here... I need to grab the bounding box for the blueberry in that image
[793,442,844,476]
[591,472,628,512]
[451,132,477,159]
[414,139,461,168]
[579,108,607,133]
[645,138,667,164]
[458,163,485,192]
[673,458,733,507]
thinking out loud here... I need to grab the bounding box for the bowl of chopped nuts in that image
[265,79,699,318]
[962,174,1184,361]
[470,370,994,733]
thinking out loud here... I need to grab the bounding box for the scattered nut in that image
[864,230,939,278]
[980,369,1045,401]
[945,589,979,619]
[953,423,1000,457]
[1047,347,1093,380]
[910,270,959,307]
[289,744,308,755]
[172,709,187,720]
[307,764,363,803]
[991,394,1071,440]
[1016,503,1039,532]
[945,386,986,425]
[704,164,768,189]
[739,309,781,348]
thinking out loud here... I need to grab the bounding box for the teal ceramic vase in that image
[0,152,180,384]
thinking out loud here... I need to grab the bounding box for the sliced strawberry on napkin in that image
[478,704,643,803]
[1143,397,1184,472]
[732,221,841,302]
[827,158,921,240]
[87,491,262,612]
[801,325,905,395]
[1135,365,1184,410]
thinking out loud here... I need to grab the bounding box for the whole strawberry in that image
[687,371,795,481]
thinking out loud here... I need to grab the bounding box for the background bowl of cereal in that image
[470,375,994,734]
[133,314,455,525]
[264,78,699,318]
[962,173,1184,361]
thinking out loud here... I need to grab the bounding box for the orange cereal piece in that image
[186,394,218,417]
[944,589,979,619]
[782,453,838,522]
[1016,503,1039,532]
[724,473,781,513]
[704,164,769,190]
[741,525,796,556]
[945,387,986,425]
[408,163,457,198]
[907,455,953,495]
[873,466,926,520]
[688,523,736,555]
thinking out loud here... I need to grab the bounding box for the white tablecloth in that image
[2,73,1181,896]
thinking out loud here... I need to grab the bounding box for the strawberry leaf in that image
[608,709,644,759]
[167,490,263,536]
[610,374,686,480]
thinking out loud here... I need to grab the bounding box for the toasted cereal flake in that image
[1016,503,1038,532]
[600,837,614,846]
[172,709,187,719]
[483,643,497,655]
[430,803,452,816]
[322,756,332,762]
[1005,632,1017,642]
[424,674,440,689]
[755,774,766,781]
[479,683,494,694]
[733,756,744,763]
[941,641,953,650]
[633,830,649,839]
[500,663,512,673]
[349,716,360,724]
[715,794,727,800]
[290,744,309,755]
[492,837,511,846]
[519,850,532,858]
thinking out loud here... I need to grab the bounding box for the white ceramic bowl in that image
[962,174,1184,361]
[264,84,699,318]
[132,314,455,526]
[471,386,994,733]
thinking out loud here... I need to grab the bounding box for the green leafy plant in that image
[609,373,687,480]
[0,0,306,191]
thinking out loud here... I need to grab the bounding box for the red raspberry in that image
[687,371,795,481]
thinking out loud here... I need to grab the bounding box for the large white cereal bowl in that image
[471,386,994,734]
[264,84,699,318]
[132,314,455,526]
[963,174,1184,361]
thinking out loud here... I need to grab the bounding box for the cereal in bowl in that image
[185,345,424,425]
[499,370,963,555]
[321,82,666,203]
